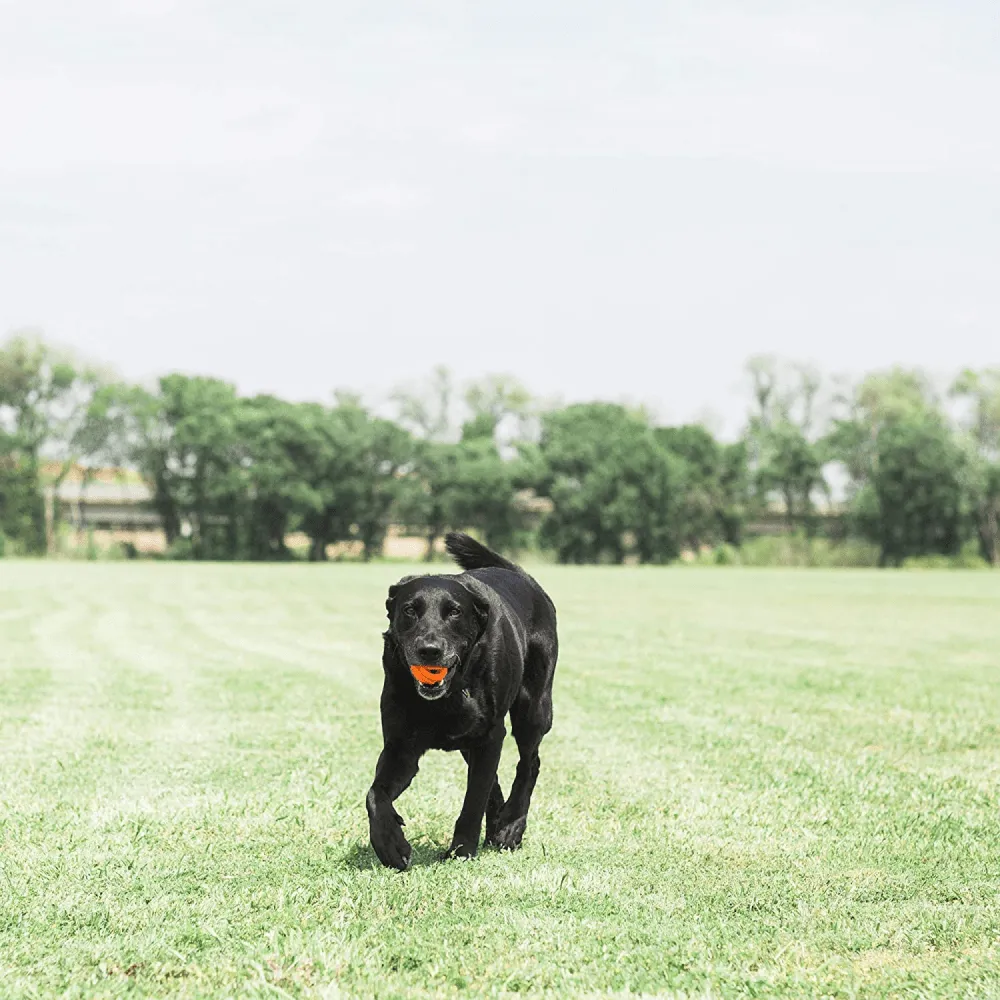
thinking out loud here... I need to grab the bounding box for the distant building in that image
[55,479,159,531]
[39,465,165,554]
[44,467,557,558]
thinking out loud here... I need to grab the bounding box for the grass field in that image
[2,562,999,999]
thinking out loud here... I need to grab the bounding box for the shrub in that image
[903,541,988,570]
[732,533,880,568]
[713,543,740,566]
[166,538,195,561]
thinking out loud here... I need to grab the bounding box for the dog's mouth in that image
[410,664,455,700]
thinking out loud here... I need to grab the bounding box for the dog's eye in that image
[446,607,462,619]
[403,606,418,619]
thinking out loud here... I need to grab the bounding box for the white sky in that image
[1,0,998,434]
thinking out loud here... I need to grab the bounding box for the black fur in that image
[444,532,520,572]
[366,533,558,869]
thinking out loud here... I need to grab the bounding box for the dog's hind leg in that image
[487,682,553,851]
[484,777,506,845]
[467,748,507,844]
[445,722,506,860]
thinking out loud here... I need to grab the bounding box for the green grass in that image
[2,563,1000,999]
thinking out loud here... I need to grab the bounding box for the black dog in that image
[366,532,558,870]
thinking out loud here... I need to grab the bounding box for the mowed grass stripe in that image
[1,565,380,996]
[1,563,999,998]
[543,568,1000,994]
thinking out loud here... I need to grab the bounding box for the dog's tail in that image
[445,532,522,574]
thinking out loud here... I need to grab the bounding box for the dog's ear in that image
[385,576,418,620]
[472,593,489,629]
[456,578,490,631]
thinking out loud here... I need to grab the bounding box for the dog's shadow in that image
[338,840,448,872]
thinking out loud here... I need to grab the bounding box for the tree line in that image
[1,333,998,566]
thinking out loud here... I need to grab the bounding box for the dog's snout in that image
[416,642,443,664]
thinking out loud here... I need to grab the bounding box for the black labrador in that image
[366,532,558,870]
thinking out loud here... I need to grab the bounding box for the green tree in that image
[655,425,749,549]
[286,402,357,561]
[165,375,245,558]
[353,414,412,560]
[451,436,522,551]
[393,371,530,557]
[463,374,534,447]
[537,403,680,564]
[294,402,413,561]
[745,355,824,436]
[89,382,183,544]
[755,422,826,532]
[395,440,462,560]
[743,357,828,531]
[236,397,322,560]
[950,368,1000,565]
[866,413,968,566]
[823,368,968,562]
[0,456,44,553]
[391,365,454,441]
[826,367,938,487]
[0,333,108,550]
[397,435,522,558]
[718,440,750,545]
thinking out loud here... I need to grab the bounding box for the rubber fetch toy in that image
[410,665,448,685]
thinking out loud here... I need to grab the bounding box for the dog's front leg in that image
[366,743,421,871]
[445,723,506,860]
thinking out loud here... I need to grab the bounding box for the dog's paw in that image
[486,816,526,851]
[370,814,412,871]
[441,836,478,861]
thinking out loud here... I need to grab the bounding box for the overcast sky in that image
[1,0,997,433]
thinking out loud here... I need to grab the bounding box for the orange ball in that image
[410,665,448,685]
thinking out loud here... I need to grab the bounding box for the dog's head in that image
[384,575,489,701]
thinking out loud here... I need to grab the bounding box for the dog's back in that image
[444,533,556,635]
